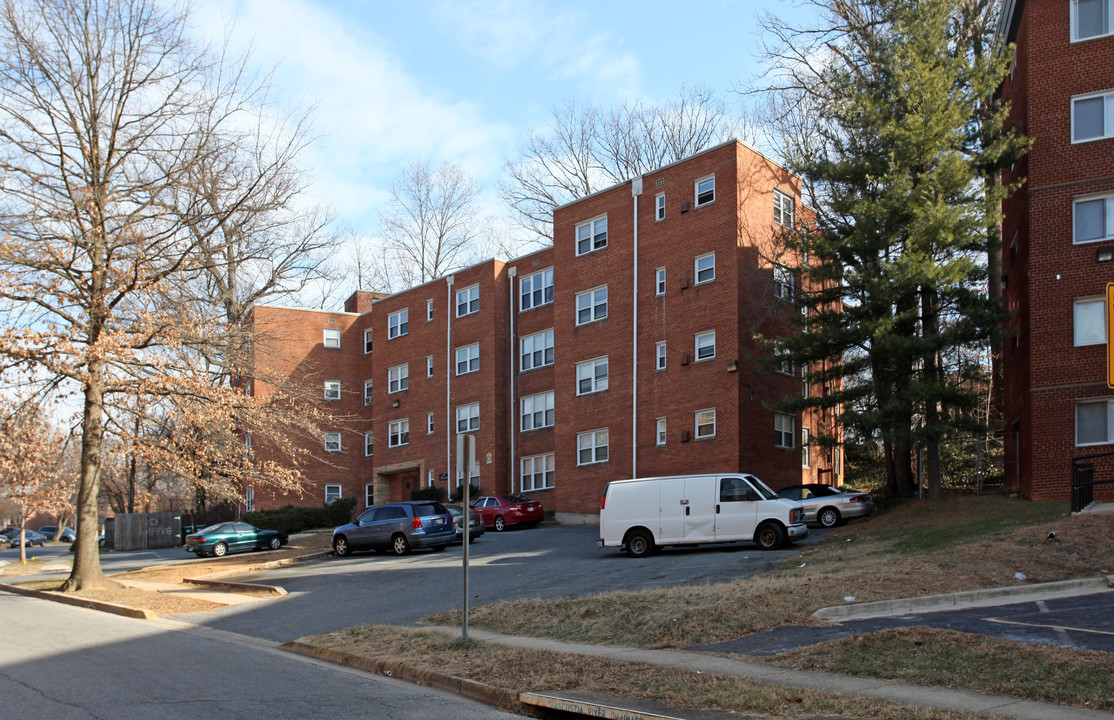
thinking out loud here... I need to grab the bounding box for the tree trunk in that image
[922,287,945,500]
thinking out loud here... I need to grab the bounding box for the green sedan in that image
[184,522,288,558]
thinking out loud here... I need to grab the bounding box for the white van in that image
[597,473,807,557]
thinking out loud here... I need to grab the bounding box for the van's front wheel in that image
[625,529,654,558]
[755,523,785,551]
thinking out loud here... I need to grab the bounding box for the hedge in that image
[242,497,357,534]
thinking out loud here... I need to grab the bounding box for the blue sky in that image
[195,0,800,254]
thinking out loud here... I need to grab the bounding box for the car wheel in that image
[195,551,207,558]
[333,535,351,557]
[468,535,478,543]
[212,542,228,557]
[493,516,506,532]
[390,534,411,555]
[755,523,785,551]
[268,536,282,550]
[625,529,654,558]
[818,507,841,528]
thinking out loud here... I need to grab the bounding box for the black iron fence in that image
[1071,450,1114,513]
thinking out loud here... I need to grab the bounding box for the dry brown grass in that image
[15,579,224,614]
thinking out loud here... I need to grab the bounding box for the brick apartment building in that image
[246,140,839,521]
[999,0,1114,500]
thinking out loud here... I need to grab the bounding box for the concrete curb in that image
[178,548,332,582]
[183,578,287,597]
[281,640,519,712]
[0,582,156,619]
[813,576,1114,621]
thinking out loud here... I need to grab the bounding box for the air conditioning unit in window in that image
[681,201,691,213]
[681,430,691,442]
[681,353,690,366]
[680,277,690,289]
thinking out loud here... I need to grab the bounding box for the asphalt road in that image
[164,524,831,643]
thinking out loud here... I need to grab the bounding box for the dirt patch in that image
[16,579,224,615]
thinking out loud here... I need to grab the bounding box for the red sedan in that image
[470,494,544,531]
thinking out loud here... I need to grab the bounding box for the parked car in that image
[470,495,544,532]
[37,525,76,543]
[777,484,875,528]
[332,501,455,556]
[183,522,288,557]
[447,504,485,543]
[2,528,46,548]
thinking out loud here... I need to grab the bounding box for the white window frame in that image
[1075,297,1108,346]
[695,330,716,361]
[364,379,374,406]
[656,341,667,371]
[695,175,715,207]
[774,188,795,228]
[1071,90,1114,143]
[655,267,666,296]
[520,391,555,431]
[1073,192,1114,244]
[387,309,409,339]
[363,328,373,354]
[456,285,480,317]
[388,363,409,394]
[325,484,342,504]
[456,402,480,433]
[324,380,341,401]
[779,356,796,376]
[575,356,609,395]
[577,428,609,466]
[364,431,374,457]
[428,412,435,435]
[427,355,434,378]
[365,483,374,508]
[575,215,608,256]
[388,418,410,448]
[575,286,608,325]
[775,413,795,449]
[695,408,716,439]
[455,343,480,376]
[774,263,795,301]
[426,298,434,322]
[656,417,667,446]
[1071,0,1113,42]
[1076,398,1114,446]
[520,329,554,371]
[801,427,810,467]
[694,252,715,285]
[324,431,342,453]
[655,192,666,221]
[323,328,341,348]
[520,267,554,311]
[520,452,555,492]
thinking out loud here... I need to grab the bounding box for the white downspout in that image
[445,275,455,493]
[507,266,517,494]
[631,177,643,478]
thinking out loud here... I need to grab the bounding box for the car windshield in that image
[503,494,532,503]
[745,476,780,500]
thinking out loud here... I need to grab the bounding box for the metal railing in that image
[1070,450,1114,513]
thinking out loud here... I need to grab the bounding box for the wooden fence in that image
[104,511,182,551]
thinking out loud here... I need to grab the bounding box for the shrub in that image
[243,497,357,534]
[411,486,444,502]
[450,484,480,503]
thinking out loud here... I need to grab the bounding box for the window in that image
[575,216,608,255]
[656,341,667,370]
[655,267,666,296]
[388,364,409,393]
[774,264,794,301]
[1074,193,1114,244]
[695,175,715,207]
[576,357,609,395]
[1075,297,1107,346]
[575,286,608,325]
[694,253,715,284]
[244,433,252,458]
[521,453,555,492]
[427,355,434,378]
[695,408,716,439]
[324,380,341,401]
[1076,399,1114,446]
[455,343,480,375]
[521,391,555,431]
[520,268,554,310]
[325,484,342,504]
[695,330,716,361]
[577,428,609,465]
[801,428,810,467]
[656,417,667,446]
[775,413,795,448]
[1072,90,1114,143]
[387,309,409,339]
[426,299,434,322]
[833,447,841,477]
[655,193,666,221]
[364,380,374,405]
[363,328,373,354]
[456,403,480,433]
[365,483,374,508]
[1072,0,1113,41]
[364,431,374,457]
[778,356,795,376]
[520,329,554,371]
[324,431,342,453]
[323,328,341,348]
[388,419,410,448]
[456,285,479,317]
[774,188,795,228]
[427,412,435,434]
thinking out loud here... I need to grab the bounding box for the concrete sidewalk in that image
[417,625,1113,720]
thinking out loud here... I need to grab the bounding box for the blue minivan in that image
[332,501,455,556]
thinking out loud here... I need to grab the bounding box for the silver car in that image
[777,484,874,528]
[447,505,485,543]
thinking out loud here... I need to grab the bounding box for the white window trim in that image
[456,402,480,433]
[695,408,716,439]
[455,343,480,376]
[520,267,555,311]
[576,428,609,466]
[388,363,409,394]
[774,188,795,228]
[1071,89,1114,144]
[520,452,555,492]
[575,356,609,396]
[694,252,715,285]
[323,328,341,348]
[774,263,795,302]
[520,391,555,431]
[388,419,410,448]
[364,431,374,457]
[1073,192,1114,245]
[325,484,342,504]
[426,298,434,322]
[1074,296,1108,347]
[1075,398,1114,447]
[456,285,480,317]
[364,379,374,406]
[387,309,409,339]
[655,193,666,221]
[324,431,342,453]
[695,175,715,208]
[575,285,608,326]
[365,483,374,507]
[520,329,555,372]
[1071,0,1114,43]
[655,417,667,446]
[775,413,795,449]
[363,328,373,354]
[324,380,341,401]
[655,267,666,296]
[801,427,810,468]
[575,215,608,256]
[656,341,667,371]
[427,355,434,378]
[694,330,716,362]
